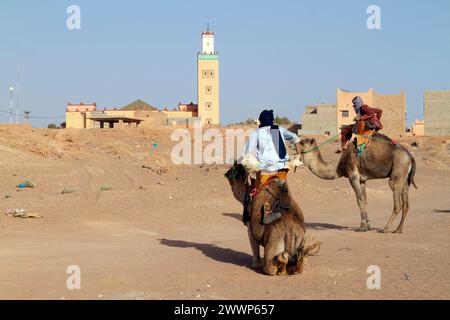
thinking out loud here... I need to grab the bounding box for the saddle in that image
[243,170,290,225]
[353,120,375,157]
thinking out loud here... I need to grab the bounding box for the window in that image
[341,110,349,118]
[202,70,215,78]
[205,102,212,111]
[325,131,331,136]
[206,118,213,125]
[205,86,212,95]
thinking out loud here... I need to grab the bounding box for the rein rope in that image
[300,125,398,155]
[299,132,341,154]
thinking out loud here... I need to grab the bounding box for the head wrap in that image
[258,110,274,127]
[352,96,364,114]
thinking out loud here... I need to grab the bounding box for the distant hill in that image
[121,99,159,111]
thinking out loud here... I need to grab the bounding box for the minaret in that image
[197,24,220,125]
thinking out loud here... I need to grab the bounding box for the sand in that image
[0,125,449,300]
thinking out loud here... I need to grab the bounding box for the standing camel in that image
[298,135,417,233]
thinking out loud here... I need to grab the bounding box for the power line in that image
[0,107,65,119]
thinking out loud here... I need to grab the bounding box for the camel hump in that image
[373,133,418,189]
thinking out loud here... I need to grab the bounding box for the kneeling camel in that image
[225,164,320,276]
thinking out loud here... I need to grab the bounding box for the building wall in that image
[336,88,405,136]
[299,104,338,136]
[197,55,220,125]
[163,110,197,119]
[66,112,86,129]
[66,109,168,129]
[373,91,406,136]
[411,119,425,136]
[424,90,450,136]
[336,88,374,132]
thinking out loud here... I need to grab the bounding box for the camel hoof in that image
[356,225,371,232]
[252,260,263,269]
[393,229,403,234]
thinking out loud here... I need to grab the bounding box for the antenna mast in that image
[16,65,20,124]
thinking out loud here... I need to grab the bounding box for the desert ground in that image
[0,125,449,300]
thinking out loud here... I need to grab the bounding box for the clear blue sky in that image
[0,0,449,127]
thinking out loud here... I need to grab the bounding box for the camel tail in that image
[293,233,321,262]
[409,156,418,190]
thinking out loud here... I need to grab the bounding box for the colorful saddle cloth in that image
[354,120,375,157]
[250,170,289,199]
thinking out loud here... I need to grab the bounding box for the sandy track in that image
[0,126,449,300]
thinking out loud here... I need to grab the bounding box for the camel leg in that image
[263,240,284,276]
[294,256,306,275]
[247,225,262,268]
[349,177,371,231]
[394,184,410,234]
[277,252,289,276]
[384,180,403,233]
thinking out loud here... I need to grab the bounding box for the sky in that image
[0,0,449,128]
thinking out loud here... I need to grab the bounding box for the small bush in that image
[61,188,75,195]
[100,185,112,192]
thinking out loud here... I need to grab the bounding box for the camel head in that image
[298,138,338,180]
[225,162,248,205]
[298,138,320,165]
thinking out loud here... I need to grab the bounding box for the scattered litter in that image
[100,185,112,192]
[17,180,34,189]
[169,196,173,200]
[139,186,146,190]
[6,208,43,219]
[157,181,164,185]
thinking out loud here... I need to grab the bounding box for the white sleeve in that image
[280,126,300,144]
[242,131,258,158]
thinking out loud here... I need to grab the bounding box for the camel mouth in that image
[225,162,247,181]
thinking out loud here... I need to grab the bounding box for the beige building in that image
[424,90,450,136]
[300,88,406,136]
[411,119,425,136]
[66,101,167,129]
[336,88,406,136]
[299,104,337,136]
[197,31,220,125]
[66,28,220,129]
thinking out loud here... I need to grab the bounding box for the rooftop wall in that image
[299,104,338,136]
[424,90,450,136]
[373,91,406,136]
